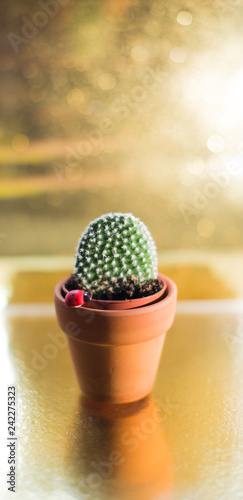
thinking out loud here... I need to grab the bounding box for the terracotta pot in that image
[62,278,168,310]
[54,273,177,404]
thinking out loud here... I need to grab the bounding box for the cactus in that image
[74,212,158,298]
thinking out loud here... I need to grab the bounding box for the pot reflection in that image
[68,395,174,500]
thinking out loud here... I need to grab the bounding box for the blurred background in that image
[1,4,243,499]
[0,0,243,301]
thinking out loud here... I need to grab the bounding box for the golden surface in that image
[1,306,243,499]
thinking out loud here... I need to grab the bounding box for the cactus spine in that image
[74,212,158,296]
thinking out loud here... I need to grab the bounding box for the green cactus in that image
[74,213,158,297]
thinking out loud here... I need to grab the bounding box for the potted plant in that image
[54,212,177,403]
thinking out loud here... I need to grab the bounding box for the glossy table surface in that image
[0,256,243,500]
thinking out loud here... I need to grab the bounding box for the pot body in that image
[54,274,177,403]
[67,334,166,403]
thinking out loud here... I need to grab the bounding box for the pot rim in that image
[62,275,167,310]
[54,273,177,344]
[55,273,176,317]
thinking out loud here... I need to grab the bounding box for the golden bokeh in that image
[11,134,29,153]
[1,2,243,497]
[0,0,242,258]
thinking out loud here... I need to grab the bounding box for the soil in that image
[65,274,164,300]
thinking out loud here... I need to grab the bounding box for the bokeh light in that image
[197,219,215,238]
[131,45,149,63]
[207,135,225,154]
[177,11,193,26]
[170,47,187,63]
[11,134,29,153]
[0,0,243,256]
[66,89,84,106]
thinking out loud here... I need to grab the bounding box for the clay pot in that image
[54,273,177,404]
[62,278,167,310]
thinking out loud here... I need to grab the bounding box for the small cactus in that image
[74,212,158,298]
